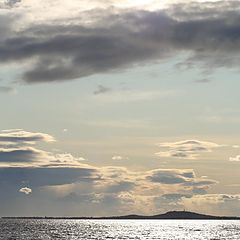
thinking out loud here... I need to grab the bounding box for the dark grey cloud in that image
[0,1,240,83]
[147,170,190,184]
[0,148,40,163]
[0,167,99,187]
[146,169,217,191]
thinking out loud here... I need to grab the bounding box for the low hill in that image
[111,211,240,220]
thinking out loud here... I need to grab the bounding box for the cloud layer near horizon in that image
[0,129,229,216]
[1,1,240,83]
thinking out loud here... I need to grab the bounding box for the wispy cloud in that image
[155,140,220,159]
[0,86,16,94]
[94,85,112,95]
[93,89,178,103]
[195,78,212,84]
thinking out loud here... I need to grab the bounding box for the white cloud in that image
[54,153,86,164]
[155,140,220,159]
[112,156,123,160]
[0,129,55,145]
[0,129,87,168]
[112,155,129,160]
[229,155,240,162]
[19,187,32,195]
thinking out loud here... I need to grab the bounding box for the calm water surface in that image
[0,219,239,240]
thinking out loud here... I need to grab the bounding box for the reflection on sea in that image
[0,219,239,240]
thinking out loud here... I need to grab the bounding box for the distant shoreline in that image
[2,211,240,220]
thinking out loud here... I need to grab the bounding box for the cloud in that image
[147,169,195,184]
[1,167,99,187]
[0,129,88,167]
[195,78,211,84]
[154,193,188,212]
[19,187,32,195]
[229,155,240,162]
[94,85,112,95]
[37,166,217,215]
[112,156,123,160]
[0,130,218,189]
[93,89,177,103]
[182,194,240,216]
[105,181,135,193]
[0,0,21,8]
[0,86,15,94]
[0,129,55,144]
[0,130,217,212]
[155,140,220,159]
[146,169,217,188]
[0,147,46,163]
[0,168,218,216]
[112,155,128,160]
[0,1,240,83]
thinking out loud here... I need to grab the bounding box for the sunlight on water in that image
[0,219,239,240]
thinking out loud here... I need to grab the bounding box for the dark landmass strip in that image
[1,211,240,220]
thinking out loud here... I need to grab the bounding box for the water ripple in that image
[0,219,239,240]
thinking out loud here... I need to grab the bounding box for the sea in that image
[0,219,239,240]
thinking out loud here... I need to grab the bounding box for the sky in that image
[0,0,240,217]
